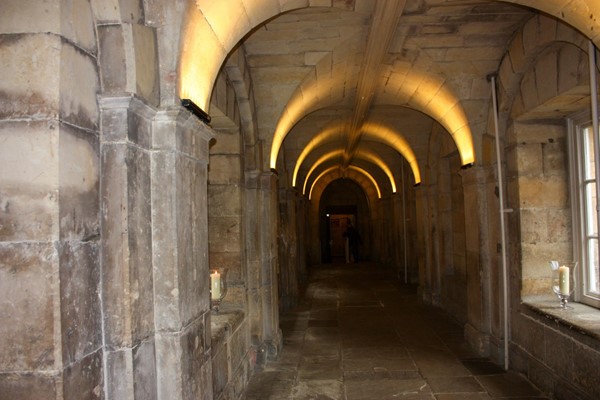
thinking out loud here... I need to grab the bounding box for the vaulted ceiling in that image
[180,0,595,198]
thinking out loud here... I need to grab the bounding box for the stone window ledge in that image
[210,309,245,350]
[522,295,600,348]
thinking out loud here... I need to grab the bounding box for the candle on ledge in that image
[210,270,221,300]
[559,265,570,295]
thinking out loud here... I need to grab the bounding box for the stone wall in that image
[0,1,102,397]
[211,311,253,400]
[496,14,600,400]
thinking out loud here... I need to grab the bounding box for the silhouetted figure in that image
[343,221,361,263]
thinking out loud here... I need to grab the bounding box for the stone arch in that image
[300,149,396,196]
[496,14,589,124]
[220,46,259,150]
[177,0,353,111]
[492,13,594,298]
[309,173,377,264]
[176,0,600,169]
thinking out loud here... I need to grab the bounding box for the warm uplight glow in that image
[178,0,476,172]
[348,166,381,199]
[292,124,345,187]
[270,77,347,169]
[302,150,344,195]
[382,67,476,166]
[361,122,421,185]
[299,147,396,195]
[308,166,339,201]
[307,166,382,201]
[178,2,226,111]
[355,149,396,193]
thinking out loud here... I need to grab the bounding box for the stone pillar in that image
[461,166,493,357]
[296,192,308,288]
[151,109,214,400]
[259,171,282,359]
[392,193,404,279]
[415,185,432,302]
[244,170,263,349]
[278,187,299,312]
[244,168,282,362]
[0,8,102,398]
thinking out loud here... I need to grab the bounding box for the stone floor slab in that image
[476,372,545,397]
[241,264,549,400]
[290,380,344,400]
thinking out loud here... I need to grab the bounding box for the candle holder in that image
[549,261,577,309]
[210,268,227,312]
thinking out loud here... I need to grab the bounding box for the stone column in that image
[278,187,299,312]
[392,193,404,278]
[461,165,494,357]
[99,96,157,400]
[296,192,308,288]
[151,109,214,400]
[244,170,263,349]
[259,171,282,359]
[0,13,102,398]
[415,185,432,302]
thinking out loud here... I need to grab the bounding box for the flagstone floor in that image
[242,263,548,400]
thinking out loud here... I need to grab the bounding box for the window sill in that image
[522,295,600,345]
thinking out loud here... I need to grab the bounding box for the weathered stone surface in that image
[59,241,101,365]
[98,24,159,106]
[101,143,154,347]
[208,154,242,184]
[0,372,58,400]
[208,185,242,217]
[516,143,543,176]
[59,40,99,130]
[229,320,251,374]
[104,348,132,399]
[58,124,100,241]
[91,0,144,23]
[210,131,242,155]
[0,121,58,241]
[133,339,158,400]
[209,217,241,253]
[131,23,160,106]
[181,316,211,400]
[572,343,600,399]
[0,243,57,370]
[543,326,573,378]
[98,25,128,95]
[211,342,228,398]
[512,314,545,361]
[517,176,568,208]
[0,34,59,120]
[63,349,103,400]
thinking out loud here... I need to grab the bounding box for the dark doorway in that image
[322,205,357,263]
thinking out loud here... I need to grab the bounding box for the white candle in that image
[559,265,570,295]
[211,271,221,300]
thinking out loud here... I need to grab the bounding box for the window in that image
[568,112,600,308]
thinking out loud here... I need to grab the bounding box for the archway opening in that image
[318,179,371,264]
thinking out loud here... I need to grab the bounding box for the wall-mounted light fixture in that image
[181,98,211,124]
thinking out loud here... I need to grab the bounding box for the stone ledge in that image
[210,309,245,349]
[521,295,600,349]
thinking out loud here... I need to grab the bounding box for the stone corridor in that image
[243,264,547,400]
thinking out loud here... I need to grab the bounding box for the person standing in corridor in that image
[343,220,362,263]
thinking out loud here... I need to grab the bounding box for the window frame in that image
[568,110,600,309]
